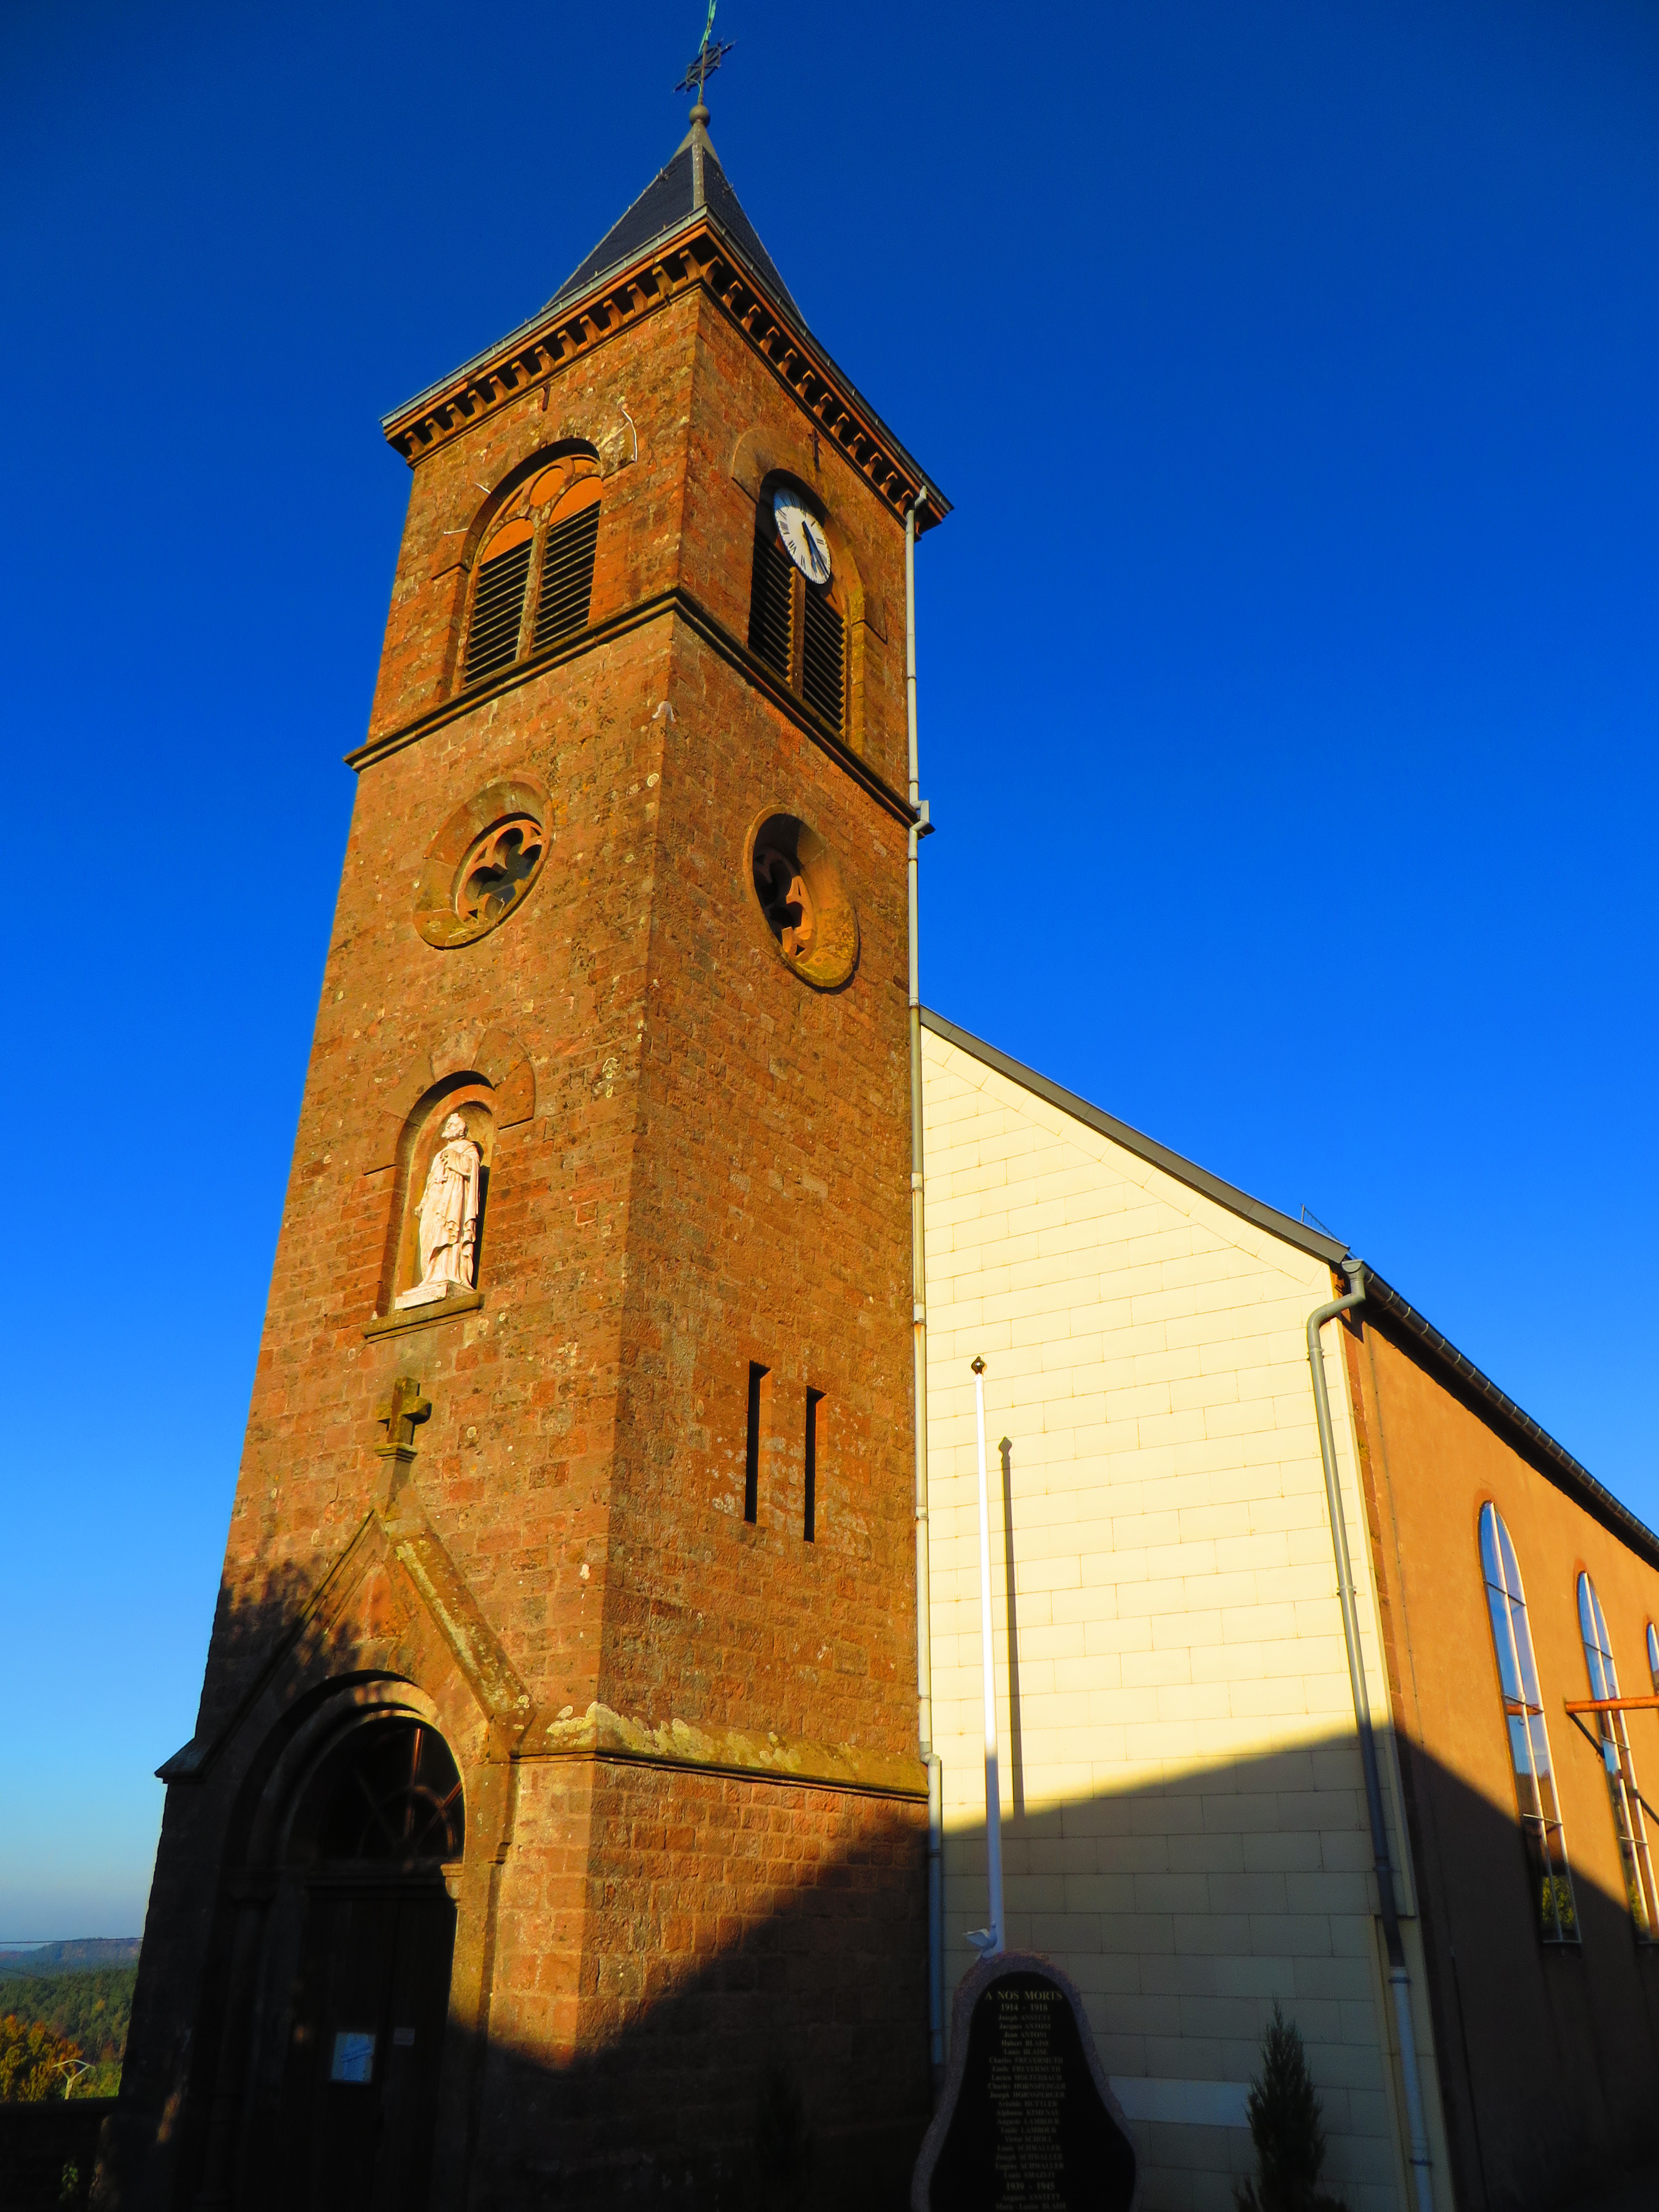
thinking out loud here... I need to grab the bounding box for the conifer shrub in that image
[1234,2002,1348,2212]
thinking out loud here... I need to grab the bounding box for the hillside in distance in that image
[0,1939,140,1978]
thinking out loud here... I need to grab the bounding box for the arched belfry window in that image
[749,481,844,733]
[462,453,601,687]
[1479,1503,1578,1942]
[1578,1573,1658,1936]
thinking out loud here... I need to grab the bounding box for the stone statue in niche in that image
[395,1114,482,1310]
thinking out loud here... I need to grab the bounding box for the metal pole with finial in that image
[966,1356,1004,1958]
[675,0,735,115]
[674,1,734,209]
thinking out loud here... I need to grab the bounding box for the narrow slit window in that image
[1479,1503,1578,1942]
[1578,1573,1658,1937]
[749,521,794,679]
[800,583,843,730]
[744,1363,768,1526]
[805,1389,824,1543]
[533,494,599,648]
[1648,1620,1658,1694]
[464,531,534,684]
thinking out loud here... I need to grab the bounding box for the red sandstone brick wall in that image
[366,296,702,740]
[205,279,917,1756]
[483,1761,926,2190]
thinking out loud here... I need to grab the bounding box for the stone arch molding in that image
[156,1508,536,1791]
[427,413,632,584]
[364,1025,535,1175]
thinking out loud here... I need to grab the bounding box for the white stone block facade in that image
[921,1016,1452,2212]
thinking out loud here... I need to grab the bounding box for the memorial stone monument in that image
[912,1953,1141,2212]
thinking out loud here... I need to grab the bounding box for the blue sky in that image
[2,0,1656,1939]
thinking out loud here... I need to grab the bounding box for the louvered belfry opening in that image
[749,517,795,681]
[749,498,846,735]
[801,581,844,729]
[464,535,534,685]
[533,500,600,649]
[461,457,602,691]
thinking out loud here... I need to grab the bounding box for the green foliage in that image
[1235,2003,1348,2212]
[0,2013,85,2102]
[0,1969,134,2067]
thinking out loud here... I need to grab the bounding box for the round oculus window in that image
[747,811,858,990]
[413,776,551,948]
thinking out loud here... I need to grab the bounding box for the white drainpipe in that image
[904,488,943,2093]
[1308,1259,1434,2212]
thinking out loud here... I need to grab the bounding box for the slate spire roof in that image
[544,105,806,330]
[382,100,946,528]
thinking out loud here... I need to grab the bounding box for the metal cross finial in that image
[674,0,734,106]
[375,1375,431,1455]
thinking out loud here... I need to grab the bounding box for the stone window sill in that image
[363,1290,484,1342]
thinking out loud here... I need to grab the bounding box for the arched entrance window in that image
[272,1716,463,2212]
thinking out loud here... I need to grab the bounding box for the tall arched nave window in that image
[1478,1503,1578,1942]
[1577,1571,1658,1936]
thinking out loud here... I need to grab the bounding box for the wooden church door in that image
[273,1718,464,2212]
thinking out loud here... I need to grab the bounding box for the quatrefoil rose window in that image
[458,816,544,927]
[414,776,551,949]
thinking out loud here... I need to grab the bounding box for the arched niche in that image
[362,1027,533,1176]
[378,1080,497,1317]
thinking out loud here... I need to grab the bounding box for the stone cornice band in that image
[380,216,947,534]
[346,583,919,831]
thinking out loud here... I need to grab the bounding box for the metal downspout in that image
[905,488,943,2096]
[1308,1259,1434,2212]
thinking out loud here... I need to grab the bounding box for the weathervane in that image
[675,0,734,107]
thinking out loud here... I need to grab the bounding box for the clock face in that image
[772,488,832,587]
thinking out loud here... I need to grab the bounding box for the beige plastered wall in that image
[921,1025,1454,2212]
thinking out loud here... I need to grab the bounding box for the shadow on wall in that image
[100,1568,931,2212]
[97,1574,1659,2212]
[937,1734,1659,2212]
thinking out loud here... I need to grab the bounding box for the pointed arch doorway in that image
[273,1713,463,2211]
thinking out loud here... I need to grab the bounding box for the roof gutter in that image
[1360,1269,1659,1569]
[920,1010,1656,1570]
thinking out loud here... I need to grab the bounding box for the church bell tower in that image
[103,66,949,2212]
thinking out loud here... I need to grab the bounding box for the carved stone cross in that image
[375,1376,431,1455]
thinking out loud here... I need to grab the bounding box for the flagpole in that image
[967,1356,1004,1957]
